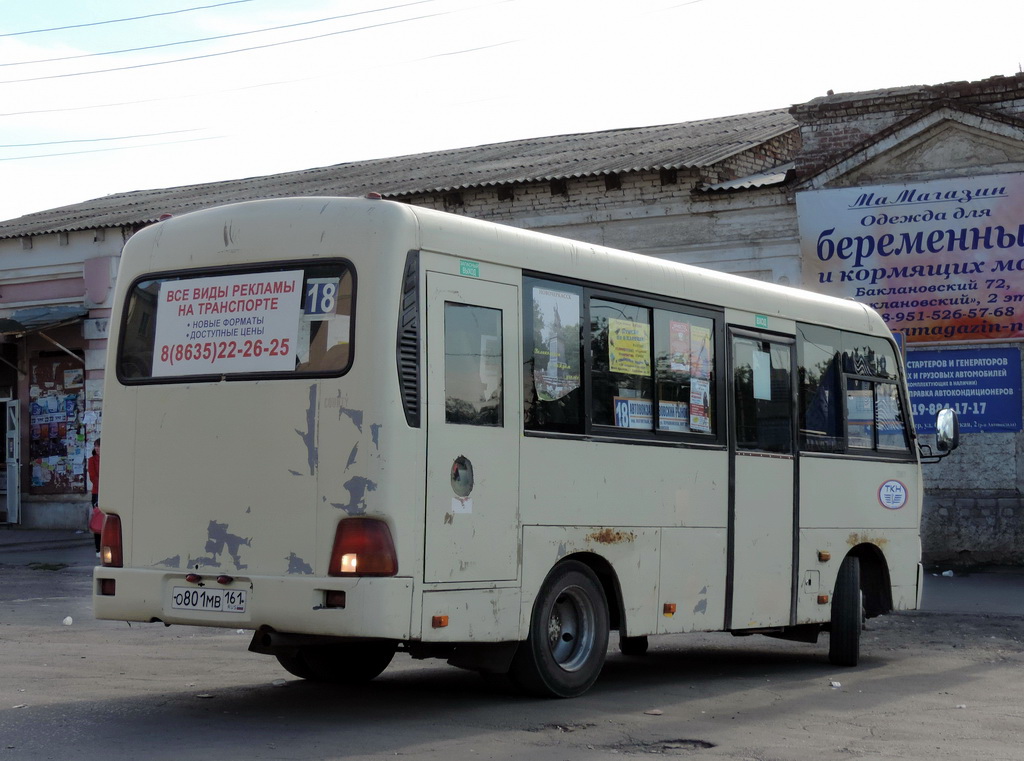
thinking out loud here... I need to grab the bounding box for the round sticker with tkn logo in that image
[878,480,908,510]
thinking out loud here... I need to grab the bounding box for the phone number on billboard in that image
[159,338,291,365]
[882,307,1016,322]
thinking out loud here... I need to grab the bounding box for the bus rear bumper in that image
[92,567,414,640]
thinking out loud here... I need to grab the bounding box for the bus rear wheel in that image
[828,555,861,667]
[275,642,396,683]
[511,560,609,698]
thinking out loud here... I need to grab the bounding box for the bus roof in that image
[129,196,887,339]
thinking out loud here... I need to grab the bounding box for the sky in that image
[0,0,1020,222]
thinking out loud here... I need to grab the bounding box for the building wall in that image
[0,227,122,528]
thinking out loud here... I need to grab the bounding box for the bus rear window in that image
[118,262,354,381]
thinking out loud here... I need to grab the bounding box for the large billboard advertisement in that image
[798,173,1024,344]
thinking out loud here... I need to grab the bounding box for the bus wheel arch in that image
[847,542,894,619]
[828,544,893,668]
[560,551,646,655]
[510,557,611,698]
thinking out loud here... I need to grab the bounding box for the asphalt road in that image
[1,532,1023,760]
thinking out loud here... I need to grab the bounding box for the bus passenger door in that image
[424,272,521,583]
[727,331,797,630]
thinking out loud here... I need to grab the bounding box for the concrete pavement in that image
[2,527,1023,615]
[0,527,96,569]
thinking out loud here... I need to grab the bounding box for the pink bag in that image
[89,507,105,534]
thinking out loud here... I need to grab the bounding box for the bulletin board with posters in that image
[29,357,86,494]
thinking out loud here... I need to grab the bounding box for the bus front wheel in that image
[511,560,609,698]
[828,555,861,667]
[275,642,396,683]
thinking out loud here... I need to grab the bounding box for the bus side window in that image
[843,336,910,453]
[590,299,653,429]
[444,303,503,426]
[797,325,843,453]
[655,309,715,434]
[799,324,911,455]
[523,279,584,434]
[733,336,793,453]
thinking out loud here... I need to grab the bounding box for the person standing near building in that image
[87,439,101,554]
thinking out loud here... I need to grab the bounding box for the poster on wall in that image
[798,172,1024,344]
[29,357,87,494]
[905,347,1022,433]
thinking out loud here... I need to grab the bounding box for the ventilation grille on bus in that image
[397,250,421,428]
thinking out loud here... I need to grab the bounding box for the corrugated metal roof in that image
[700,161,794,192]
[0,108,796,239]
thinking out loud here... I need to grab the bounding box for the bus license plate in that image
[171,586,247,613]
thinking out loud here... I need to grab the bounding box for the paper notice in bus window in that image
[613,396,653,429]
[690,326,712,379]
[669,321,691,373]
[658,400,690,432]
[152,271,303,377]
[753,349,771,401]
[690,379,711,432]
[532,287,581,401]
[609,319,651,376]
[846,388,874,447]
[479,334,501,392]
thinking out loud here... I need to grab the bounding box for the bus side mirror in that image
[935,408,960,453]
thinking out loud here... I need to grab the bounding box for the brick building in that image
[0,73,1022,566]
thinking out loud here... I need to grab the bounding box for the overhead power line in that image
[0,1,256,37]
[0,5,462,85]
[1,0,437,69]
[0,128,202,148]
[0,135,223,162]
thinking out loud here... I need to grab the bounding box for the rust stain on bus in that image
[847,532,889,548]
[586,528,636,545]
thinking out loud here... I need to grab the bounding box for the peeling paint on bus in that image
[295,384,318,475]
[330,475,377,515]
[189,520,251,570]
[287,552,313,575]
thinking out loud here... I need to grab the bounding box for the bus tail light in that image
[100,514,123,568]
[328,518,397,577]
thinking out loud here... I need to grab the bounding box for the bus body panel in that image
[657,527,728,633]
[731,452,796,629]
[420,586,522,642]
[93,567,414,638]
[800,456,922,530]
[519,439,728,529]
[127,381,319,573]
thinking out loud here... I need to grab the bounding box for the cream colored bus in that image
[94,196,957,698]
